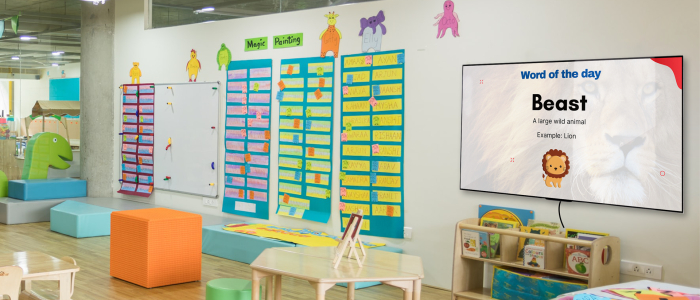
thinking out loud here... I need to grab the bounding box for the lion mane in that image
[542,149,569,179]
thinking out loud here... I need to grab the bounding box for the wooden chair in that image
[0,266,24,300]
[19,257,76,300]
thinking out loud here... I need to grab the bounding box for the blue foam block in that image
[8,178,87,200]
[202,225,298,264]
[50,200,116,238]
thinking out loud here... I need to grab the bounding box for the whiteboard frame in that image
[153,81,220,198]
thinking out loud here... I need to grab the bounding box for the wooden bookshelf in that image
[451,218,620,300]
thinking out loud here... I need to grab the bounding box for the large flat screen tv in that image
[460,56,683,212]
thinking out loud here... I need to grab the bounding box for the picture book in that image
[480,217,518,258]
[566,228,608,250]
[477,231,490,258]
[523,245,545,269]
[478,204,534,227]
[516,226,548,261]
[527,219,562,233]
[461,229,480,258]
[565,248,590,276]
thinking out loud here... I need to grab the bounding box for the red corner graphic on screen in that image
[651,57,682,89]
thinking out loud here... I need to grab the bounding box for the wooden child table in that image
[250,247,424,300]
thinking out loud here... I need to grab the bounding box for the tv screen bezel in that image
[459,56,684,213]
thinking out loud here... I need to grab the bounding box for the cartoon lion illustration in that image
[542,149,569,188]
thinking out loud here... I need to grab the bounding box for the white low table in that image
[250,247,424,300]
[0,251,80,300]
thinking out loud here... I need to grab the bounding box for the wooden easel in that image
[333,209,366,269]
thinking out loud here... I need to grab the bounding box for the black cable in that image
[558,201,565,229]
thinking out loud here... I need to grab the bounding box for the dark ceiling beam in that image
[0,11,81,21]
[0,16,80,27]
[0,26,81,41]
[0,40,80,47]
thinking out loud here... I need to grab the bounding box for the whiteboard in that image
[154,82,219,197]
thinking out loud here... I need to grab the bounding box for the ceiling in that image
[0,0,81,70]
[0,0,379,68]
[152,0,378,28]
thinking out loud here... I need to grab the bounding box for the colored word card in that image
[276,57,335,223]
[118,83,155,197]
[339,50,405,238]
[223,59,272,219]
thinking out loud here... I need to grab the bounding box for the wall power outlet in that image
[620,260,662,280]
[202,197,219,207]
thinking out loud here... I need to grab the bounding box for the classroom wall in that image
[113,0,700,289]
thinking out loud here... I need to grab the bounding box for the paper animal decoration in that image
[320,12,342,58]
[360,10,386,52]
[434,0,460,38]
[216,43,232,71]
[129,62,142,84]
[186,49,202,82]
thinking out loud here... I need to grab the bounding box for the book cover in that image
[566,228,608,250]
[478,231,490,258]
[461,229,480,258]
[523,245,545,269]
[481,217,518,258]
[527,219,562,233]
[478,204,534,227]
[566,248,591,276]
[516,226,549,261]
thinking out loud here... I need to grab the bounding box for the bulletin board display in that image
[153,82,219,198]
[222,59,273,219]
[276,56,335,223]
[118,83,156,197]
[339,50,405,238]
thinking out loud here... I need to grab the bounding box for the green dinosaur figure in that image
[22,132,73,179]
[0,133,72,197]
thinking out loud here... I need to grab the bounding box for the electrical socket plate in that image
[404,227,413,239]
[202,197,218,208]
[620,260,662,280]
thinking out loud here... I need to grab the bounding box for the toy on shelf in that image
[320,12,342,58]
[333,209,366,269]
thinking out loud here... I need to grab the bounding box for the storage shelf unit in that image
[451,218,620,300]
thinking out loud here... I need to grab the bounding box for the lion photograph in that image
[461,58,682,211]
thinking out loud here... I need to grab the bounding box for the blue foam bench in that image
[8,178,87,201]
[50,200,116,238]
[201,224,401,289]
[202,225,299,264]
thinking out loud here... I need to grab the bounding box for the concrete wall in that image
[112,0,700,289]
[81,1,115,197]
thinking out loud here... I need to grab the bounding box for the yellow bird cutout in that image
[130,62,141,84]
[186,49,202,82]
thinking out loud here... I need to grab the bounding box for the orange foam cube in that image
[110,208,202,288]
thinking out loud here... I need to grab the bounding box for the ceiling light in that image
[52,63,59,67]
[11,56,19,60]
[52,51,64,56]
[19,36,37,41]
[194,7,215,14]
[82,0,105,4]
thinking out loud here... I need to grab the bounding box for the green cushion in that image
[206,278,260,300]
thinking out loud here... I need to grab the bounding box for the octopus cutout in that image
[434,0,460,38]
[359,10,386,53]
